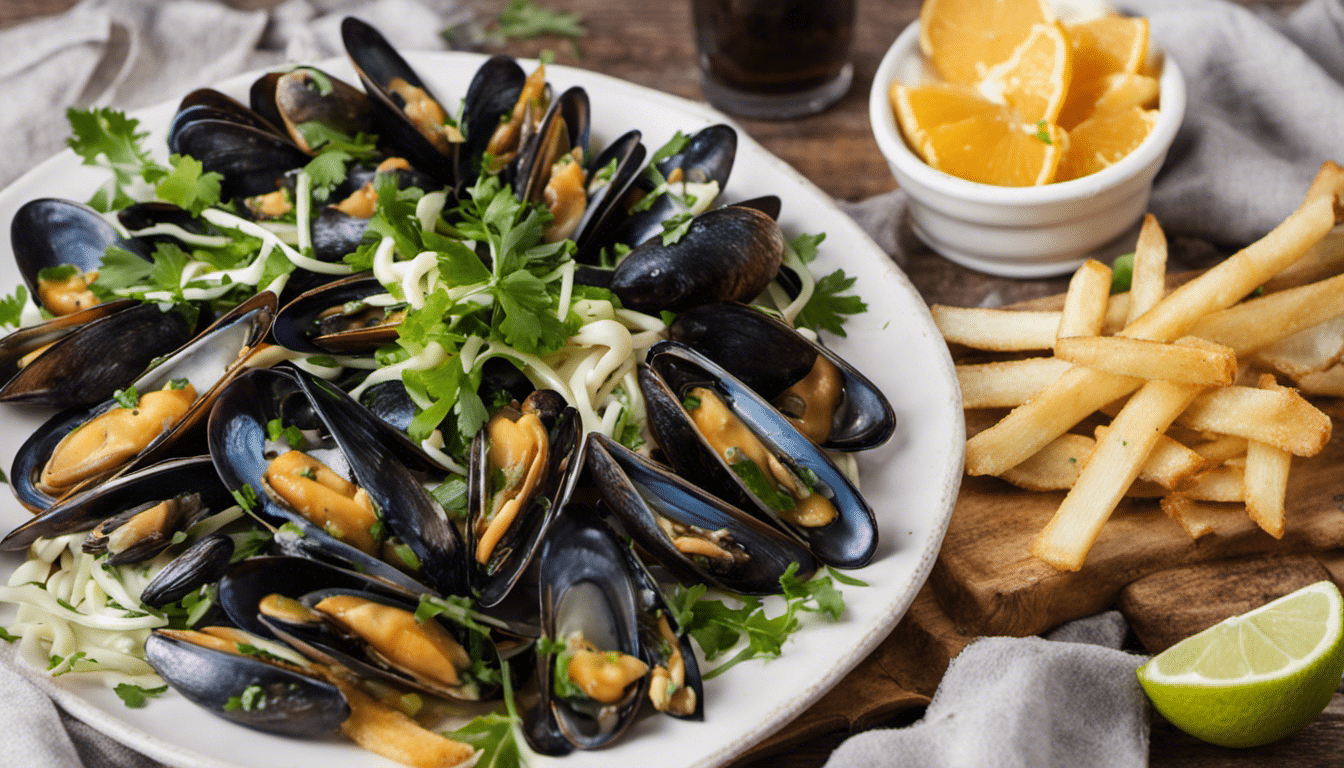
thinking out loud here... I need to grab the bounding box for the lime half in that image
[1136,580,1344,748]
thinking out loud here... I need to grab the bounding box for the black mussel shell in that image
[1,455,229,551]
[272,274,399,355]
[9,293,274,511]
[10,198,150,310]
[141,532,235,608]
[459,55,527,187]
[0,302,193,409]
[526,503,648,754]
[467,390,581,608]
[669,302,895,451]
[218,555,415,639]
[574,130,647,264]
[586,433,816,595]
[341,17,456,184]
[173,89,286,139]
[607,124,737,249]
[512,86,590,205]
[145,629,348,737]
[610,206,784,314]
[252,67,372,152]
[641,341,878,569]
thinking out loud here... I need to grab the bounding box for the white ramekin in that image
[869,20,1186,278]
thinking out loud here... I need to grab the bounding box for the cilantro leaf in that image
[449,711,526,768]
[66,108,167,211]
[113,386,140,409]
[1111,252,1134,294]
[155,154,222,216]
[304,150,353,201]
[0,285,28,329]
[114,683,168,708]
[660,212,694,245]
[92,246,152,296]
[494,0,585,40]
[790,233,825,264]
[795,268,866,338]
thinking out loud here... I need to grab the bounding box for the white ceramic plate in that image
[0,52,964,768]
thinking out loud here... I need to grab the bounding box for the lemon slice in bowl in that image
[1137,580,1344,748]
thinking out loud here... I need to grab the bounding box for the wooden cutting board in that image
[930,394,1344,638]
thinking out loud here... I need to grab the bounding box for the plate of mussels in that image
[0,17,963,768]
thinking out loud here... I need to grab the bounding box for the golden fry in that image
[998,433,1094,491]
[1054,335,1237,386]
[932,306,1060,351]
[957,358,1072,409]
[1127,213,1167,326]
[1057,259,1112,340]
[1177,384,1332,457]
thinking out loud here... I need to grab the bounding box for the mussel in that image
[669,302,895,451]
[249,67,372,152]
[10,198,149,315]
[640,341,878,568]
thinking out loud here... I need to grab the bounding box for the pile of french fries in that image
[934,161,1344,572]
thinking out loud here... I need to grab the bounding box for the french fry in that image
[1251,314,1344,378]
[1189,272,1344,354]
[968,162,1344,477]
[1244,375,1294,538]
[1126,213,1167,326]
[1177,384,1332,457]
[1160,495,1250,540]
[1177,464,1245,502]
[932,306,1060,351]
[1094,425,1208,489]
[1057,259,1112,340]
[1054,335,1237,386]
[1031,379,1205,571]
[1191,435,1249,464]
[998,433,1094,491]
[957,358,1072,409]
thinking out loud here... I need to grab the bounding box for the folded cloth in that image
[824,613,1150,768]
[1119,0,1344,247]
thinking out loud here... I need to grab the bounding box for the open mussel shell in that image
[341,17,456,184]
[586,433,816,595]
[272,274,400,355]
[669,303,895,451]
[9,292,275,511]
[467,390,581,608]
[171,117,310,201]
[573,129,647,263]
[359,357,535,434]
[141,532,234,608]
[641,341,878,569]
[1,455,228,551]
[607,123,737,250]
[609,205,784,314]
[10,198,149,310]
[263,587,492,703]
[172,88,286,139]
[512,86,591,205]
[250,67,372,152]
[206,367,436,595]
[144,629,349,737]
[458,55,527,186]
[526,503,649,754]
[0,301,193,409]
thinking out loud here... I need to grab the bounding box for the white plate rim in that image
[0,50,965,768]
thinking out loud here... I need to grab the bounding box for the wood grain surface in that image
[3,1,1342,767]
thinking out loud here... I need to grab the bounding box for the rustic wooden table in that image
[2,0,1341,766]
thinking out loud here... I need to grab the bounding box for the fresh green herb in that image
[302,67,334,96]
[293,122,381,162]
[790,233,826,264]
[230,484,259,512]
[298,466,317,480]
[682,394,702,411]
[1110,252,1134,294]
[660,212,694,245]
[155,154,223,216]
[303,151,353,202]
[156,584,217,629]
[235,642,288,665]
[825,565,869,587]
[224,684,267,712]
[431,478,469,519]
[114,683,168,708]
[170,531,188,545]
[369,519,386,542]
[395,544,422,570]
[0,285,27,329]
[91,246,153,296]
[113,386,140,409]
[265,418,307,449]
[551,645,588,700]
[167,378,189,390]
[536,635,567,656]
[1034,120,1053,145]
[0,627,18,643]
[670,563,851,679]
[494,0,584,41]
[725,449,795,513]
[306,355,339,368]
[230,528,273,563]
[1068,456,1077,464]
[48,651,89,676]
[415,594,491,636]
[37,265,78,283]
[795,268,867,338]
[633,131,691,210]
[66,107,168,212]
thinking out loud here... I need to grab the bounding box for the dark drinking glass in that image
[692,0,856,119]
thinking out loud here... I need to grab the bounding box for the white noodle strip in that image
[571,298,615,323]
[599,400,623,436]
[629,329,665,351]
[555,260,575,320]
[348,341,447,399]
[614,308,665,332]
[371,236,400,286]
[459,336,485,372]
[421,430,468,475]
[19,302,46,329]
[594,357,635,405]
[487,343,572,400]
[778,246,816,325]
[828,450,861,489]
[187,506,245,538]
[257,222,300,245]
[570,320,632,391]
[201,208,352,275]
[564,352,603,434]
[126,225,231,248]
[417,191,448,232]
[401,251,439,309]
[0,585,161,631]
[295,170,313,257]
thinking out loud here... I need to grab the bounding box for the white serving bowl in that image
[869,20,1186,278]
